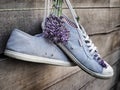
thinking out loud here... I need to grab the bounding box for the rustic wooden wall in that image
[0,0,120,90]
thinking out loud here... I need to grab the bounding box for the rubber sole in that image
[57,43,113,79]
[4,50,74,67]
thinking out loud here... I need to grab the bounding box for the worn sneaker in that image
[4,29,74,66]
[43,14,114,79]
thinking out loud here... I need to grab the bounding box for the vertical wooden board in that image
[0,58,79,90]
[110,0,120,7]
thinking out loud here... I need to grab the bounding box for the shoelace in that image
[63,15,107,68]
[83,33,97,55]
[82,30,107,68]
[64,0,107,68]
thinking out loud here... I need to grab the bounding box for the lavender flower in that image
[43,14,70,43]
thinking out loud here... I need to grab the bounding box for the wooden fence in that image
[0,0,120,90]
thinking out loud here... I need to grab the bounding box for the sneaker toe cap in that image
[102,61,114,77]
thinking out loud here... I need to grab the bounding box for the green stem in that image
[52,0,63,17]
[58,0,63,17]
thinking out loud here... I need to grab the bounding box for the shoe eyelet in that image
[45,53,47,55]
[70,47,73,50]
[51,54,54,57]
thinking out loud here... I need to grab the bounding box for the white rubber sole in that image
[4,50,74,67]
[57,43,114,79]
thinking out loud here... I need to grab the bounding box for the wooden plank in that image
[109,8,120,29]
[0,0,45,9]
[80,61,120,90]
[0,0,110,10]
[44,50,120,90]
[45,68,94,90]
[0,8,120,54]
[0,1,119,90]
[63,8,120,35]
[69,0,110,8]
[74,9,110,34]
[0,31,120,90]
[110,0,120,7]
[0,59,79,90]
[90,29,120,57]
[0,10,43,54]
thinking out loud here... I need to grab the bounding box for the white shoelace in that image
[81,29,107,67]
[65,0,100,58]
[65,0,106,64]
[83,33,97,56]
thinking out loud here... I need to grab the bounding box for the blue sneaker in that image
[43,14,114,79]
[4,29,74,66]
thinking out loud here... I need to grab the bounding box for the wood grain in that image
[0,8,120,54]
[44,49,120,90]
[0,0,119,90]
[110,0,120,7]
[0,0,110,10]
[91,29,120,57]
[80,61,120,90]
[0,59,79,90]
[0,31,120,90]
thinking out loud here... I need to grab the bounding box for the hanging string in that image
[65,0,81,30]
[43,0,47,22]
[65,0,83,46]
[47,0,50,16]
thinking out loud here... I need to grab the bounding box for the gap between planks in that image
[0,7,120,12]
[43,48,120,90]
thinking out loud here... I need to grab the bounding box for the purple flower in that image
[43,14,70,43]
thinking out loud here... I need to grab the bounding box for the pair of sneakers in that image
[4,14,113,79]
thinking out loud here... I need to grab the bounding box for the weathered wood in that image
[44,49,120,90]
[0,8,120,54]
[0,30,120,90]
[0,10,43,54]
[75,8,120,35]
[0,0,118,10]
[0,59,79,90]
[0,0,110,10]
[0,1,119,90]
[0,0,45,9]
[110,0,120,7]
[109,8,120,29]
[90,29,120,57]
[45,68,94,90]
[80,61,120,90]
[63,0,110,8]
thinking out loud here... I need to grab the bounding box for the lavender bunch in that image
[43,14,69,43]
